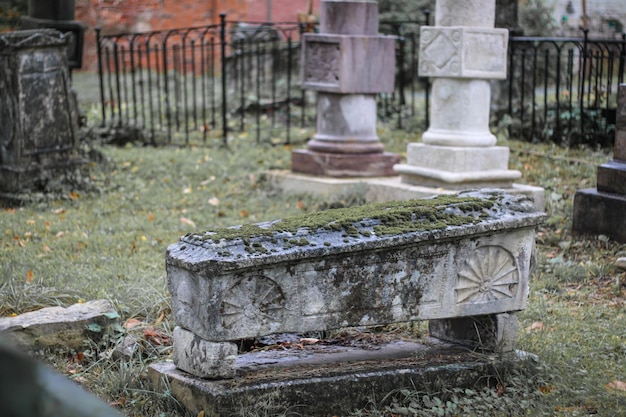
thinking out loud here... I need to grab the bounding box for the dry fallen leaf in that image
[208,197,220,206]
[123,318,143,330]
[605,380,626,392]
[147,212,155,222]
[300,337,319,345]
[25,270,34,283]
[239,209,249,218]
[525,322,545,333]
[180,217,196,228]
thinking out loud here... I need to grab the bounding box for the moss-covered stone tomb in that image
[165,190,544,379]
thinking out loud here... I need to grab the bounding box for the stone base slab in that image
[597,160,626,195]
[149,339,534,417]
[572,188,626,243]
[266,170,545,211]
[291,149,401,177]
[406,143,512,172]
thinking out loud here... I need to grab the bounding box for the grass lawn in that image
[1,122,625,416]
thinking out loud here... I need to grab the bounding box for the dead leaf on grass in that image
[25,269,34,283]
[525,322,545,333]
[123,318,143,329]
[605,380,626,392]
[300,337,319,345]
[180,217,196,228]
[143,326,171,346]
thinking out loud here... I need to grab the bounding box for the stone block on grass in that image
[0,299,120,350]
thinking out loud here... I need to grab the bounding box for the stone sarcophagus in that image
[166,191,544,379]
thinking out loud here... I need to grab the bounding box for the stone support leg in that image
[173,327,237,379]
[429,313,519,353]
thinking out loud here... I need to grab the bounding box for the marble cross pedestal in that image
[573,83,626,243]
[393,0,523,191]
[291,0,400,177]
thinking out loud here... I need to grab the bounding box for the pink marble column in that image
[291,0,400,177]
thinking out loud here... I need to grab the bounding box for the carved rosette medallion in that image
[221,276,286,330]
[304,41,340,85]
[455,246,519,303]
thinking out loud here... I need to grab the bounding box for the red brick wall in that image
[77,0,320,71]
[247,0,321,23]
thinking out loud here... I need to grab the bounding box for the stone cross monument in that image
[573,83,626,243]
[394,0,522,190]
[291,0,400,177]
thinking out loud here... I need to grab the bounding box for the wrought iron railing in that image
[96,14,625,148]
[95,14,430,147]
[507,31,625,146]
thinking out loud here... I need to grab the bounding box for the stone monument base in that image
[393,143,522,190]
[149,338,535,417]
[572,188,626,243]
[291,149,401,177]
[266,170,545,211]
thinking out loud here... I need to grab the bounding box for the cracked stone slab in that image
[0,299,120,350]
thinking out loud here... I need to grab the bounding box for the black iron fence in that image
[96,15,625,148]
[507,31,626,146]
[95,14,430,147]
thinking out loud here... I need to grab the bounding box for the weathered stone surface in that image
[396,143,522,189]
[167,191,543,358]
[419,27,508,79]
[320,0,378,35]
[302,35,395,93]
[149,342,535,417]
[292,149,401,177]
[0,300,120,349]
[173,327,237,379]
[597,160,626,195]
[572,188,626,243]
[0,339,124,417]
[436,0,495,27]
[0,29,85,197]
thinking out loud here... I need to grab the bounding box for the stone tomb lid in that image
[167,190,545,271]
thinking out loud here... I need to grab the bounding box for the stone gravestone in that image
[291,0,400,177]
[0,29,86,202]
[394,0,523,191]
[150,191,544,415]
[572,83,626,243]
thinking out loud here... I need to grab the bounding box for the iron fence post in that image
[220,13,228,146]
[95,27,106,126]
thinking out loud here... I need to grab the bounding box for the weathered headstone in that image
[394,0,522,190]
[572,83,626,242]
[0,29,86,201]
[151,190,544,415]
[291,0,400,177]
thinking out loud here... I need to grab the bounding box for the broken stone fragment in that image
[0,299,120,350]
[173,327,237,379]
[617,257,626,270]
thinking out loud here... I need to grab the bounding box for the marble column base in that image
[393,143,522,189]
[292,149,401,177]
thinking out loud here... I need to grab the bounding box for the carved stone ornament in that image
[419,27,508,79]
[455,245,520,303]
[221,275,286,330]
[0,29,69,51]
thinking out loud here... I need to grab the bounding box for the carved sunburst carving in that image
[455,246,519,303]
[221,276,286,330]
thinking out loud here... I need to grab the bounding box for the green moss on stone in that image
[198,195,494,244]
